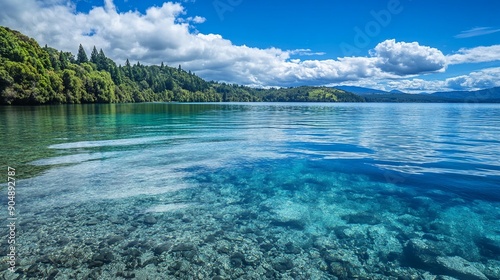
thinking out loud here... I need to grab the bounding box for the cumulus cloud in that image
[445,67,500,90]
[371,39,447,75]
[447,45,500,65]
[0,0,497,89]
[365,67,500,93]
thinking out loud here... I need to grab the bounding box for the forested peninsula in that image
[0,26,364,105]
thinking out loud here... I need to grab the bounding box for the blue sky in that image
[1,0,500,92]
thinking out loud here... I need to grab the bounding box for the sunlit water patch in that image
[0,103,499,279]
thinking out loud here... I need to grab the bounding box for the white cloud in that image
[371,39,447,75]
[386,79,445,93]
[447,45,500,65]
[0,0,498,90]
[288,49,326,56]
[454,27,500,39]
[445,67,500,90]
[366,67,500,93]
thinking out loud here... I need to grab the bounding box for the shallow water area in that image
[1,103,499,279]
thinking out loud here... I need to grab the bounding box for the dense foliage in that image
[0,26,364,105]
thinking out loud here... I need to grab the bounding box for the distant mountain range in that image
[335,86,500,103]
[335,86,390,95]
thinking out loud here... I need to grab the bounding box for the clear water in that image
[1,103,499,279]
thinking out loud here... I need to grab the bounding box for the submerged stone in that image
[403,239,440,269]
[436,256,488,280]
[270,220,306,230]
[106,235,125,245]
[260,243,274,252]
[153,243,172,255]
[273,259,294,272]
[90,249,114,267]
[475,236,500,259]
[342,213,380,225]
[171,243,196,252]
[46,269,59,280]
[116,271,136,279]
[284,242,301,254]
[143,215,157,225]
[230,252,248,267]
[168,261,183,272]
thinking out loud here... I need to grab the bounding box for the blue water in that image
[1,103,499,279]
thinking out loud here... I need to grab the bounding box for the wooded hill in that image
[0,26,364,105]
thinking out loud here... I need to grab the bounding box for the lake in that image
[1,103,499,279]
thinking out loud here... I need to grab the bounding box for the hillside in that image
[0,26,363,105]
[431,87,500,102]
[364,88,500,103]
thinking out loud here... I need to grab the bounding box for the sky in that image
[1,0,500,92]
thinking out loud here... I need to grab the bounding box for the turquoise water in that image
[1,103,499,279]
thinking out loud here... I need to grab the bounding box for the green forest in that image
[0,26,364,105]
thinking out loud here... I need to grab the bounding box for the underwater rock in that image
[284,242,301,254]
[333,226,350,240]
[230,252,245,267]
[436,256,488,280]
[153,243,172,255]
[26,264,43,278]
[475,236,500,259]
[271,201,308,230]
[106,235,125,245]
[123,240,141,249]
[168,261,183,272]
[116,271,136,279]
[38,255,52,264]
[57,237,70,245]
[143,215,157,225]
[89,249,114,267]
[141,257,157,267]
[270,220,306,230]
[483,261,500,279]
[272,258,294,272]
[109,216,126,224]
[46,269,59,280]
[85,219,99,226]
[204,234,217,243]
[403,238,440,269]
[342,213,380,225]
[260,243,274,252]
[217,245,231,254]
[171,243,196,252]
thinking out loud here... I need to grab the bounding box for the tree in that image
[97,49,107,70]
[76,44,88,64]
[59,51,69,69]
[90,46,98,64]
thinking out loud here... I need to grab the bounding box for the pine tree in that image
[97,49,107,71]
[77,44,88,64]
[90,46,98,64]
[125,59,132,78]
